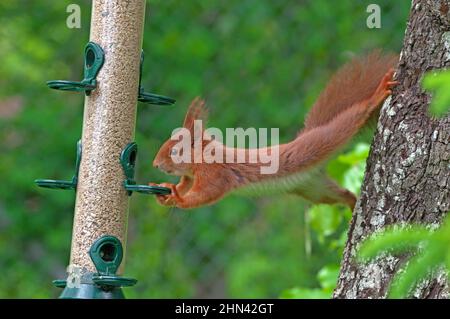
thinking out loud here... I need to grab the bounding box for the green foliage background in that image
[0,0,410,298]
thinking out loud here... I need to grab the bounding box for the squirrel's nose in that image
[153,161,159,168]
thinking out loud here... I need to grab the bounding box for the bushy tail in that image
[303,50,398,130]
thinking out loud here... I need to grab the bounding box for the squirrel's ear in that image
[183,97,208,132]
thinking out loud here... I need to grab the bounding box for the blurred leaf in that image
[342,162,366,194]
[389,247,442,299]
[357,227,431,261]
[337,143,370,165]
[357,214,450,298]
[317,264,340,290]
[327,143,369,188]
[308,204,342,241]
[280,287,331,299]
[422,70,450,117]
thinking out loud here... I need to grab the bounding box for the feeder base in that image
[59,283,125,299]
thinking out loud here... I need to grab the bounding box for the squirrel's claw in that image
[368,69,398,108]
[150,182,182,207]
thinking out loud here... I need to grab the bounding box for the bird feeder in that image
[36,0,174,298]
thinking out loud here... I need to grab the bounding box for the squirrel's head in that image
[153,97,209,176]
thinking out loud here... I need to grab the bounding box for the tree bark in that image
[334,0,450,299]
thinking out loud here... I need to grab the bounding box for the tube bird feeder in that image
[36,0,174,298]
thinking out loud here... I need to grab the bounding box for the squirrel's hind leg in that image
[291,177,356,210]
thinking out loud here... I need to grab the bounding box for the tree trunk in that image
[334,0,450,299]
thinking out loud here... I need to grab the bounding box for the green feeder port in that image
[121,142,171,196]
[47,42,104,95]
[54,236,137,299]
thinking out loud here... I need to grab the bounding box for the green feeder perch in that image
[47,42,104,95]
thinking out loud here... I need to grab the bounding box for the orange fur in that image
[151,52,398,209]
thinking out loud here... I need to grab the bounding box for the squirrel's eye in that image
[170,148,178,156]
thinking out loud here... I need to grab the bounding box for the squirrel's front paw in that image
[150,182,181,207]
[157,193,183,207]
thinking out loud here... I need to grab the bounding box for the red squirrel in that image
[150,52,398,209]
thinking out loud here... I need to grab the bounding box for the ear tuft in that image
[183,97,208,131]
